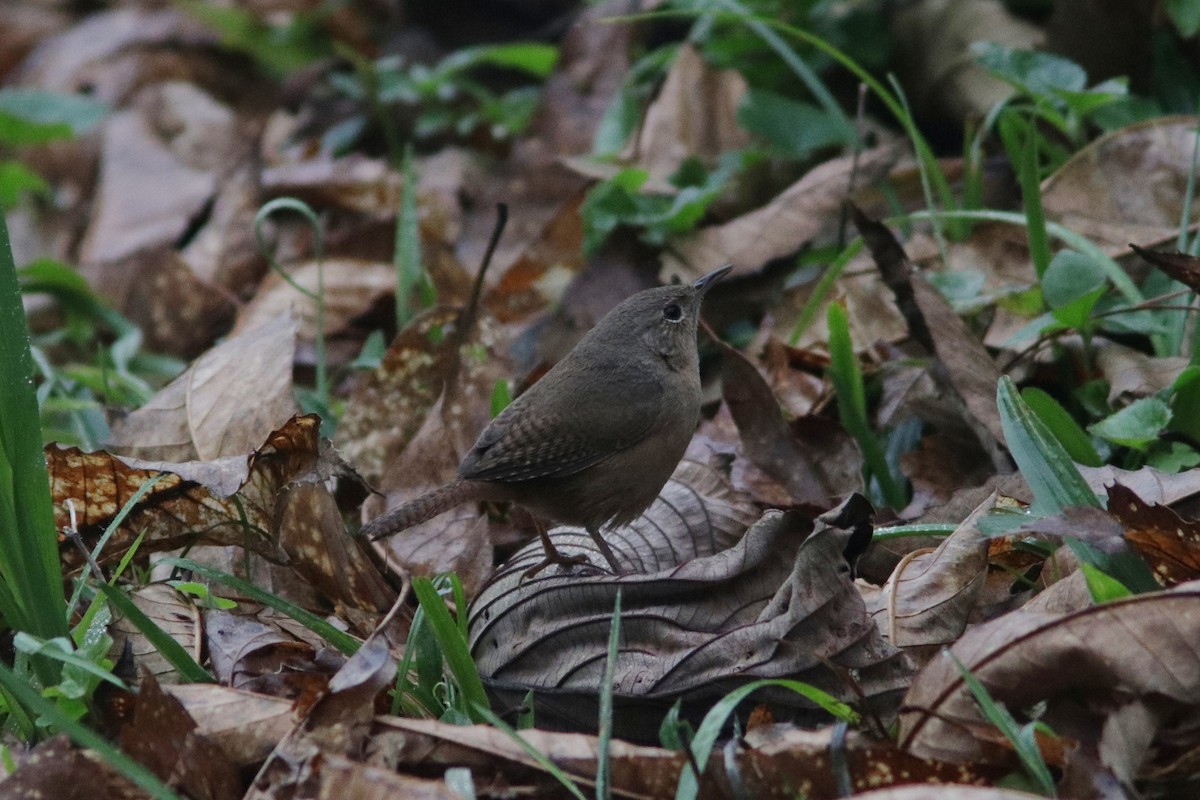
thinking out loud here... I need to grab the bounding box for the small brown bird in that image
[361,264,731,574]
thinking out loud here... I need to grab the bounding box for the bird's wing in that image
[459,362,663,483]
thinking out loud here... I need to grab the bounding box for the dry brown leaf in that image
[851,787,1048,800]
[720,340,842,505]
[109,584,201,686]
[79,108,216,266]
[853,207,1008,464]
[1108,483,1200,586]
[233,258,397,357]
[245,637,394,800]
[1042,116,1200,252]
[369,716,687,797]
[108,313,299,462]
[900,582,1200,769]
[260,154,401,217]
[470,499,912,739]
[735,725,1004,799]
[164,683,294,767]
[623,42,750,188]
[119,671,242,800]
[661,142,901,281]
[868,496,991,651]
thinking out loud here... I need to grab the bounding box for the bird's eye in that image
[663,303,684,322]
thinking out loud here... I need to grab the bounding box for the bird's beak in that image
[691,264,733,293]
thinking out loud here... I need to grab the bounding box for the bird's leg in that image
[586,527,624,573]
[522,524,589,579]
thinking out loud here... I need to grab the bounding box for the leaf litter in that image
[7,1,1200,798]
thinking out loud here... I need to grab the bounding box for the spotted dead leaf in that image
[119,670,242,800]
[471,499,912,739]
[0,734,144,800]
[1107,483,1200,586]
[336,307,511,485]
[108,313,299,463]
[54,415,384,615]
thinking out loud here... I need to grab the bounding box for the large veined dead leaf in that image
[900,582,1200,772]
[108,313,300,463]
[470,498,913,740]
[109,584,201,686]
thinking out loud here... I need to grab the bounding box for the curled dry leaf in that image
[108,313,300,463]
[470,497,913,739]
[205,607,319,692]
[899,582,1200,772]
[866,495,991,652]
[484,454,758,577]
[245,637,394,800]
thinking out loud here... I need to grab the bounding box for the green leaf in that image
[0,89,108,146]
[459,43,559,77]
[1020,388,1102,467]
[1169,366,1200,440]
[736,90,849,160]
[411,577,490,722]
[1166,0,1200,36]
[1065,537,1159,595]
[1088,397,1171,450]
[0,161,51,207]
[997,376,1100,515]
[1041,249,1107,327]
[973,42,1087,95]
[1079,563,1134,603]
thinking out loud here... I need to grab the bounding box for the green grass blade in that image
[827,302,907,509]
[1020,388,1102,467]
[411,576,489,721]
[0,211,68,666]
[157,557,360,655]
[596,589,621,800]
[674,678,858,800]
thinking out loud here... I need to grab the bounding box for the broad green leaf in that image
[1088,397,1171,450]
[973,42,1087,95]
[1041,249,1106,309]
[0,89,107,146]
[1079,563,1134,603]
[997,376,1100,515]
[1167,0,1200,36]
[736,90,848,160]
[1020,388,1102,467]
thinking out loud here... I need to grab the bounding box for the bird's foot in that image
[521,551,592,580]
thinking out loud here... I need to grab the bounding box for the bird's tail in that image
[360,479,480,540]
